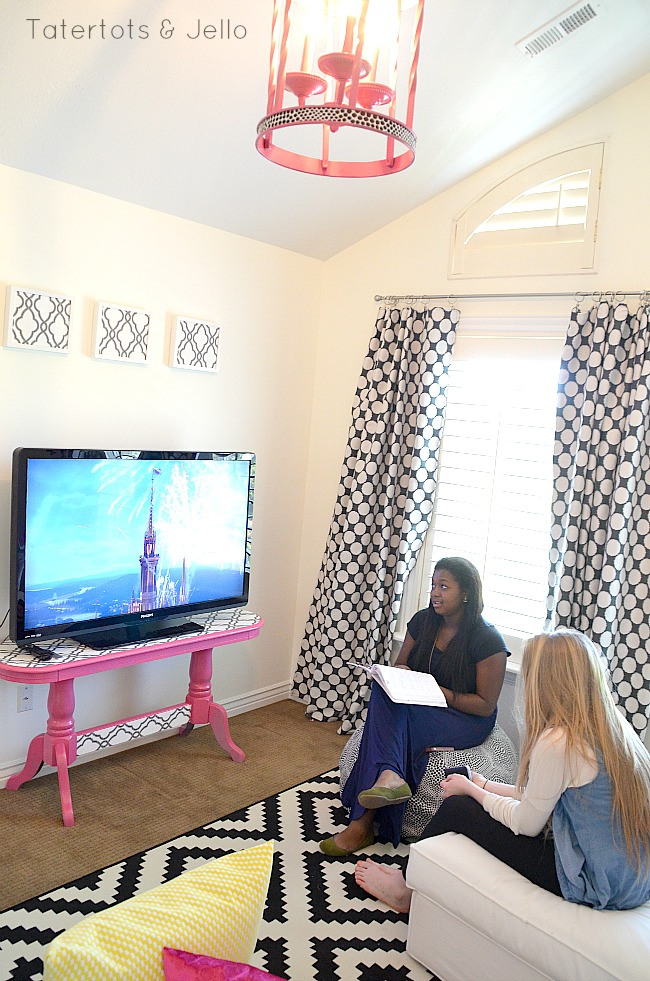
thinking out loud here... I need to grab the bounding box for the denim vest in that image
[552,762,650,910]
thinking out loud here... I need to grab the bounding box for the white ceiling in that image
[1,0,649,260]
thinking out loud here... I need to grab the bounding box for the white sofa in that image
[406,833,650,981]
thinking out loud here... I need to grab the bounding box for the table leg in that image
[186,648,245,763]
[5,679,78,826]
[208,701,246,763]
[43,679,77,827]
[5,734,46,789]
[54,741,75,827]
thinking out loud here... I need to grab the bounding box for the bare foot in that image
[354,858,412,914]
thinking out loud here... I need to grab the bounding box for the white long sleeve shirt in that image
[482,727,597,836]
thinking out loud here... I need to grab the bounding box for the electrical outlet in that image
[17,685,33,712]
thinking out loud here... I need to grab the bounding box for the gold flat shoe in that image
[358,782,412,809]
[319,832,375,857]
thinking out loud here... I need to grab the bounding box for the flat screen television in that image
[9,448,255,649]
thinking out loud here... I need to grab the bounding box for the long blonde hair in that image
[518,629,650,871]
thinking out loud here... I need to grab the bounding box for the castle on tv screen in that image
[25,462,245,630]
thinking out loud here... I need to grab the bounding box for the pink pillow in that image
[163,948,286,981]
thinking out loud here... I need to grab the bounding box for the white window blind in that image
[450,143,603,277]
[406,341,563,640]
[470,170,590,238]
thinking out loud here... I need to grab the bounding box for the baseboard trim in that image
[225,680,293,718]
[0,680,293,788]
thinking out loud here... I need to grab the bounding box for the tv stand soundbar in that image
[0,609,262,826]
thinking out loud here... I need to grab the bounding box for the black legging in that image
[419,795,563,896]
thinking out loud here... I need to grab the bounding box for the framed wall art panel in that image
[4,286,72,353]
[170,316,221,373]
[93,302,151,364]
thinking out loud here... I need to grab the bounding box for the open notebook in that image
[353,663,448,707]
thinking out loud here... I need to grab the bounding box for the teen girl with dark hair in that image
[320,557,508,855]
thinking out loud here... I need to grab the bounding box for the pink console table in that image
[0,609,262,827]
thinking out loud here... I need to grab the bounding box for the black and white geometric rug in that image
[0,770,435,981]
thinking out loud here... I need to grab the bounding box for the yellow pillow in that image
[43,840,274,981]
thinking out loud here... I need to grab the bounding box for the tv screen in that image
[10,449,255,649]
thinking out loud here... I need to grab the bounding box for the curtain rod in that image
[374,290,649,303]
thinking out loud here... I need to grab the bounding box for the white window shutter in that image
[415,352,561,638]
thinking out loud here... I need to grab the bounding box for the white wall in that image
[295,73,650,743]
[0,166,323,779]
[2,72,649,782]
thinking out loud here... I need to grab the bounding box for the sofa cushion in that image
[43,841,274,981]
[407,834,650,981]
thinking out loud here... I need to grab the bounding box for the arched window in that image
[450,143,604,277]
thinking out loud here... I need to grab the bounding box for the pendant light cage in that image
[256,0,425,177]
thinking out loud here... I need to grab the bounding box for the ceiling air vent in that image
[516,2,601,58]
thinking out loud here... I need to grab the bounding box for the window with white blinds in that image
[450,143,603,277]
[402,333,564,642]
[470,170,590,241]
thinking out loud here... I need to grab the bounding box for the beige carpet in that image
[0,698,346,911]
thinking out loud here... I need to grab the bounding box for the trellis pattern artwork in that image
[170,316,221,372]
[547,300,650,736]
[4,286,71,353]
[93,302,151,364]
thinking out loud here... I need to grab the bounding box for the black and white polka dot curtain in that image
[547,299,650,737]
[293,305,459,734]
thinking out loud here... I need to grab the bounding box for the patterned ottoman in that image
[339,723,518,840]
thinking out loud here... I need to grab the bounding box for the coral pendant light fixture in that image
[256,0,425,177]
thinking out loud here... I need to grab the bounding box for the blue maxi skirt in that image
[341,682,497,845]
